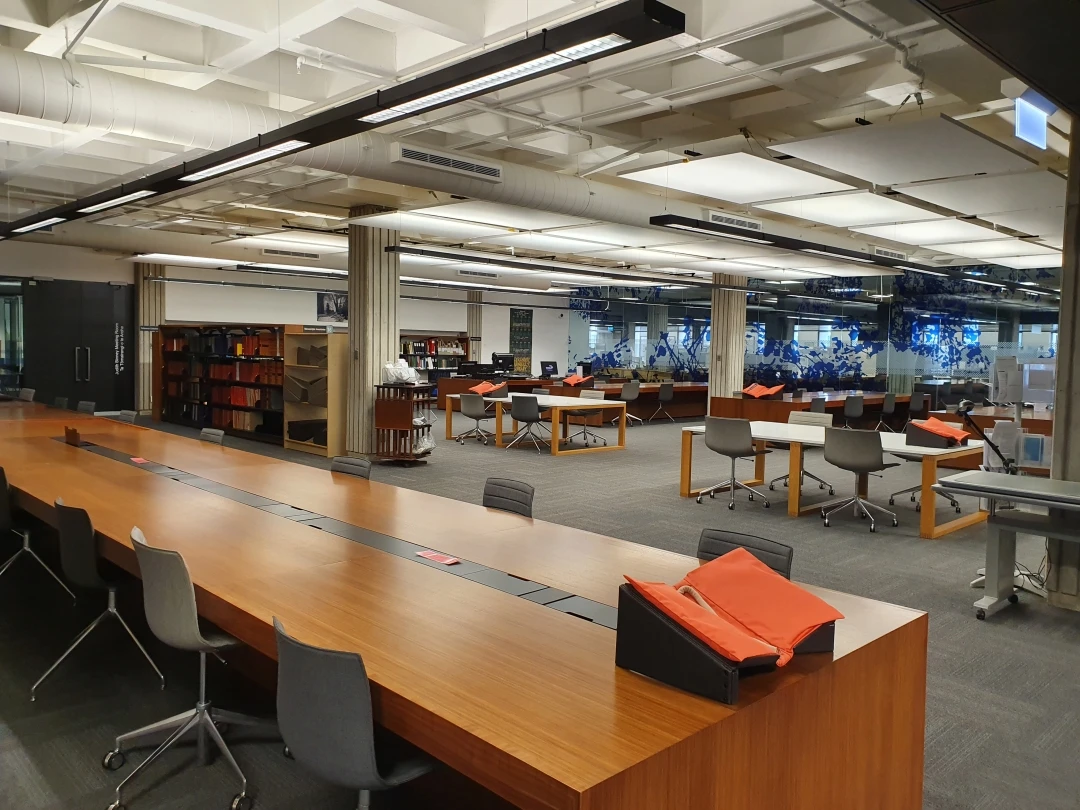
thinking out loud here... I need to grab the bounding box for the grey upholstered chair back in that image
[199,428,225,444]
[619,380,640,403]
[130,527,211,652]
[117,410,138,424]
[704,417,754,458]
[788,410,833,428]
[459,393,489,422]
[810,397,826,413]
[483,478,534,517]
[0,468,11,534]
[509,395,541,423]
[658,382,674,403]
[579,390,605,401]
[18,388,35,402]
[939,381,952,396]
[824,428,884,474]
[274,618,382,791]
[881,393,895,416]
[843,395,864,419]
[909,392,928,416]
[489,384,509,398]
[531,388,547,395]
[76,401,95,414]
[330,457,372,479]
[55,499,107,591]
[696,529,793,578]
[54,396,69,409]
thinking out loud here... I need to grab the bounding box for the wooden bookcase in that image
[399,332,469,371]
[156,325,285,444]
[374,383,434,461]
[283,325,348,457]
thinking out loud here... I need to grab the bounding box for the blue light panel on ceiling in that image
[1015,97,1048,149]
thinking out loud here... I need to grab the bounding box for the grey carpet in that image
[3,413,1080,809]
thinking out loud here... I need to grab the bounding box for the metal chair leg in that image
[0,532,76,602]
[109,712,201,806]
[31,609,109,700]
[203,711,249,796]
[359,789,372,810]
[649,405,674,422]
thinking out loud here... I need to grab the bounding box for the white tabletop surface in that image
[447,392,622,408]
[684,421,983,457]
[937,470,1080,508]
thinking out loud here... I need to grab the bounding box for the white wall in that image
[0,240,134,283]
[164,265,343,325]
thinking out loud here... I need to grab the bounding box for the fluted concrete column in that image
[708,274,747,399]
[646,304,668,342]
[135,262,165,414]
[347,208,400,455]
[467,291,482,361]
[1047,127,1080,609]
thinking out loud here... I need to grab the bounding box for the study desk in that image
[711,391,911,425]
[931,405,1054,436]
[681,421,985,539]
[552,382,710,420]
[445,392,627,456]
[0,404,929,810]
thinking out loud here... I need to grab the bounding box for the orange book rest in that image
[469,381,496,395]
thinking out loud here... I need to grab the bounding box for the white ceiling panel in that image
[737,253,844,269]
[231,231,349,253]
[620,152,854,204]
[410,201,586,231]
[897,171,1066,216]
[547,223,685,248]
[933,240,1060,259]
[982,207,1065,244]
[741,269,826,280]
[352,211,512,240]
[486,232,612,254]
[770,115,1037,186]
[661,240,784,260]
[994,254,1063,269]
[582,247,703,266]
[852,218,1012,246]
[673,259,772,273]
[754,191,942,227]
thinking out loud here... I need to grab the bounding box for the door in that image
[23,279,84,405]
[80,283,134,411]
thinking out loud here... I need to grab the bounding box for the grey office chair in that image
[874,393,896,432]
[810,397,826,414]
[610,380,642,426]
[696,417,771,510]
[888,429,962,514]
[482,478,534,518]
[455,393,493,445]
[330,456,372,479]
[506,396,548,453]
[566,390,607,447]
[199,427,225,444]
[842,395,863,428]
[696,529,793,578]
[103,528,275,810]
[31,500,164,701]
[905,392,929,427]
[531,387,547,395]
[54,396,69,409]
[768,411,834,495]
[0,468,74,601]
[649,382,675,422]
[821,428,900,532]
[76,400,95,414]
[274,619,435,810]
[116,410,138,424]
[18,387,35,401]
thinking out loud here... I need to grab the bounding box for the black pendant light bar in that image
[0,0,684,240]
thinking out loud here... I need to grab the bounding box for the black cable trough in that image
[57,438,618,630]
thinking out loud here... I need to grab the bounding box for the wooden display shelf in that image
[374,383,434,461]
[283,325,347,458]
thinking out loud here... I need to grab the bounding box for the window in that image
[634,324,648,359]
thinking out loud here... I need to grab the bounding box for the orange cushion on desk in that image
[678,548,843,665]
[742,384,765,397]
[487,382,507,394]
[742,383,783,398]
[624,576,780,663]
[469,381,495,395]
[917,417,970,441]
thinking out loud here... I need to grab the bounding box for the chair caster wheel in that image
[482,440,488,446]
[106,803,126,810]
[696,496,703,504]
[818,483,825,490]
[709,492,715,499]
[823,519,830,527]
[976,609,986,620]
[955,506,962,514]
[283,745,294,759]
[829,488,834,495]
[769,484,775,491]
[888,498,895,505]
[892,519,899,527]
[910,494,916,502]
[727,503,735,511]
[102,750,126,771]
[870,524,877,533]
[763,501,770,509]
[1008,593,1019,604]
[915,503,921,513]
[231,793,253,810]
[859,512,867,519]
[748,493,754,501]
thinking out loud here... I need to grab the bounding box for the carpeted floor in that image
[3,412,1080,810]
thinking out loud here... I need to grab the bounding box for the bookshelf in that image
[374,383,435,461]
[157,325,285,444]
[399,332,469,371]
[283,325,348,457]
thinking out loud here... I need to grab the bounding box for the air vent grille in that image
[706,210,763,232]
[391,144,503,183]
[458,268,500,279]
[263,248,320,260]
[872,246,907,261]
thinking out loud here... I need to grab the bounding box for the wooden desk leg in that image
[747,440,766,486]
[618,406,627,447]
[494,402,505,447]
[920,454,988,539]
[445,404,454,440]
[550,407,561,455]
[680,430,695,498]
[788,442,803,517]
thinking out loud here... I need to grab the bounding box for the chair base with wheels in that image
[768,470,834,496]
[455,423,491,445]
[888,484,962,514]
[874,417,896,432]
[506,422,549,453]
[648,404,674,422]
[32,587,164,701]
[103,651,275,810]
[696,455,770,510]
[611,413,643,426]
[567,422,606,446]
[821,494,898,532]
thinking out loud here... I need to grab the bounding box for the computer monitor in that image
[578,361,593,376]
[492,353,515,372]
[540,361,558,377]
[457,361,479,378]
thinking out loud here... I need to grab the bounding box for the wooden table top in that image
[0,404,926,809]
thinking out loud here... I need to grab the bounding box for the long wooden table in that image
[680,421,986,539]
[0,403,928,810]
[442,380,709,420]
[712,391,911,424]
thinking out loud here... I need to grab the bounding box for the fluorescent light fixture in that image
[231,204,346,220]
[180,140,310,182]
[853,219,1011,246]
[964,269,987,276]
[968,278,1006,288]
[830,287,864,293]
[77,190,157,214]
[898,266,949,277]
[12,217,66,233]
[1015,97,1048,149]
[659,221,773,244]
[242,262,347,276]
[800,248,875,263]
[400,276,559,294]
[134,253,236,267]
[360,35,628,124]
[1017,281,1038,286]
[1025,289,1053,296]
[870,293,893,298]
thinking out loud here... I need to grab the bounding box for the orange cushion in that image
[563,374,583,386]
[487,381,507,393]
[917,417,969,441]
[742,384,763,396]
[624,577,781,663]
[678,548,843,665]
[469,381,495,395]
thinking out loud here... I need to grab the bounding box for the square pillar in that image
[708,274,747,399]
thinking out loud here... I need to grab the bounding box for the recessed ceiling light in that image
[12,217,66,234]
[134,253,236,267]
[78,190,157,214]
[180,140,311,182]
[231,204,345,220]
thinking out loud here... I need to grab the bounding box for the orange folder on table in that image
[917,417,970,441]
[563,374,593,386]
[742,383,784,398]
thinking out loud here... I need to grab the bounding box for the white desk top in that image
[937,470,1080,509]
[684,421,983,457]
[447,392,622,409]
